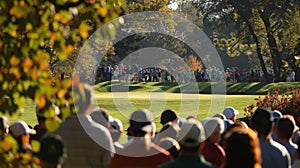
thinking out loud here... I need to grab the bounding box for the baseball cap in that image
[155,122,181,143]
[110,118,123,133]
[38,134,65,164]
[90,108,110,128]
[129,109,154,133]
[158,137,180,153]
[9,120,36,137]
[178,120,205,147]
[272,110,283,120]
[223,107,239,119]
[203,118,225,138]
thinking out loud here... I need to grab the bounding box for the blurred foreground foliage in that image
[0,0,123,167]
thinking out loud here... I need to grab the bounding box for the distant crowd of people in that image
[1,82,300,168]
[69,63,297,84]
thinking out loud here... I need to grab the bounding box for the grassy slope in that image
[95,81,300,95]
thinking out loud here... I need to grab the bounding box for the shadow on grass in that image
[94,82,300,94]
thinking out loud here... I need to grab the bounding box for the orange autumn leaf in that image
[23,58,33,68]
[38,96,46,108]
[10,56,20,66]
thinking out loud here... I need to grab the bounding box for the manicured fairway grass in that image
[95,92,258,132]
[7,81,300,127]
[6,93,258,131]
[6,92,258,143]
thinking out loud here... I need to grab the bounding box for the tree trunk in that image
[244,19,271,82]
[259,10,283,81]
[229,1,271,82]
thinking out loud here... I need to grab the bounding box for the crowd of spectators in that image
[74,63,296,84]
[2,82,300,168]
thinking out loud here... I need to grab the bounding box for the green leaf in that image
[45,118,61,132]
[56,0,67,5]
[31,140,40,153]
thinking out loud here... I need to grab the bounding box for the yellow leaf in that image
[10,55,20,66]
[97,6,108,17]
[21,153,32,161]
[9,29,17,38]
[78,22,91,39]
[57,89,65,98]
[25,23,33,31]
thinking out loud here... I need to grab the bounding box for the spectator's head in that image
[213,113,226,120]
[178,120,205,153]
[272,110,283,120]
[223,119,234,131]
[110,117,123,133]
[203,118,224,143]
[9,120,36,138]
[186,116,196,120]
[38,134,66,168]
[223,107,239,122]
[90,107,110,128]
[276,115,296,140]
[110,118,123,142]
[73,84,94,115]
[251,107,273,138]
[226,121,249,132]
[155,122,181,143]
[0,116,9,139]
[160,109,178,125]
[222,127,261,168]
[158,137,180,158]
[128,109,155,137]
[9,120,36,153]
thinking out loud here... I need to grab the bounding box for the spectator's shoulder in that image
[157,161,176,168]
[200,156,218,168]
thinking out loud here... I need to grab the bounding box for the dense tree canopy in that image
[0,0,123,115]
[195,0,300,81]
